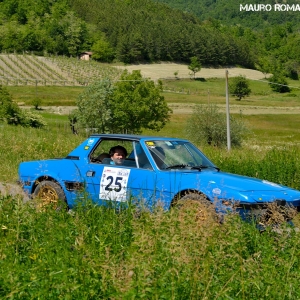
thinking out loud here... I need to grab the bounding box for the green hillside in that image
[0,0,254,67]
[155,0,300,30]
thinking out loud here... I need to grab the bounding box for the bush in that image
[0,85,46,128]
[186,104,249,147]
[19,110,47,128]
[0,85,22,125]
[268,74,290,93]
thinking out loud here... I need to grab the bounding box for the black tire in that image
[33,180,68,210]
[174,192,219,223]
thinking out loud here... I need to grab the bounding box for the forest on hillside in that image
[156,0,300,30]
[0,0,299,77]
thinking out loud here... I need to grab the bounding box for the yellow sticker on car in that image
[146,141,155,146]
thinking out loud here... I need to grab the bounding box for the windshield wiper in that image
[191,165,220,172]
[165,164,189,170]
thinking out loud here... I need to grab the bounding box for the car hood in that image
[180,170,300,204]
[212,171,285,192]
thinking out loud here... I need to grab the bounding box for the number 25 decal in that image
[99,167,131,202]
[105,176,122,192]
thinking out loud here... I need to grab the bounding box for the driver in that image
[109,145,128,165]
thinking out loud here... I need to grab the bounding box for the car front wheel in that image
[33,180,68,210]
[174,192,219,224]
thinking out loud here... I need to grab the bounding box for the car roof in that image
[89,133,188,142]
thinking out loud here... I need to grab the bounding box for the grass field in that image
[2,59,300,298]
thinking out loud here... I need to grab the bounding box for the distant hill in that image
[155,0,300,30]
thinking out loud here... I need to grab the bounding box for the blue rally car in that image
[18,134,300,220]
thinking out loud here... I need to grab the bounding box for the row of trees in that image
[72,0,255,66]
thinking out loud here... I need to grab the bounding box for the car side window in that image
[89,139,156,170]
[89,139,133,165]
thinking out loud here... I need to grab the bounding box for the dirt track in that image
[169,103,300,115]
[115,63,269,81]
[37,104,300,116]
[0,182,29,200]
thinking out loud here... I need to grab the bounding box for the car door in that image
[81,140,172,209]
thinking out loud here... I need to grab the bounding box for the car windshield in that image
[144,140,217,170]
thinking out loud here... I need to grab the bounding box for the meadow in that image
[1,70,300,298]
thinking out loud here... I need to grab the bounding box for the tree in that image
[63,11,88,57]
[76,70,172,134]
[31,98,42,110]
[229,75,251,101]
[256,57,273,78]
[284,60,299,80]
[188,56,201,79]
[186,104,249,148]
[91,38,115,62]
[77,79,115,133]
[111,70,172,133]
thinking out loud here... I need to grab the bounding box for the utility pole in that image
[207,89,210,104]
[225,70,231,151]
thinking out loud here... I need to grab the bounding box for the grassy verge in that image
[0,121,84,182]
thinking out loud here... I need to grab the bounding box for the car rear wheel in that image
[33,180,68,210]
[174,192,219,224]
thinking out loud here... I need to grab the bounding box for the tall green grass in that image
[0,121,84,182]
[1,196,300,299]
[205,146,300,189]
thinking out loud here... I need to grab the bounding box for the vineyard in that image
[0,54,122,86]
